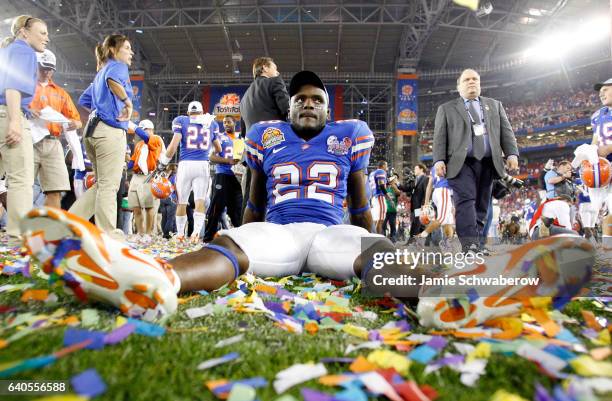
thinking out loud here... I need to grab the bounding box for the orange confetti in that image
[529,308,560,337]
[349,355,377,373]
[304,322,319,335]
[0,339,8,349]
[319,375,350,386]
[581,310,603,331]
[253,284,277,294]
[20,289,49,302]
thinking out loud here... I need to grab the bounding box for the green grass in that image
[0,270,610,401]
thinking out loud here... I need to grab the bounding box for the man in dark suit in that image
[239,57,290,217]
[433,68,519,253]
[409,163,428,239]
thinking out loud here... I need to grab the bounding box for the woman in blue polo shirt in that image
[0,15,48,239]
[69,34,134,234]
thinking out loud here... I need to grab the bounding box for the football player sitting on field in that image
[21,71,595,329]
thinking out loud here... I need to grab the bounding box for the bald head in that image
[457,69,481,100]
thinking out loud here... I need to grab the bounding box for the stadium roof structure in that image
[5,0,608,86]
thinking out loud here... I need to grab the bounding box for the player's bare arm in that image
[242,168,267,224]
[347,170,374,232]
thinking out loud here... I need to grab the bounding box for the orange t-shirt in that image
[131,134,164,174]
[30,81,81,137]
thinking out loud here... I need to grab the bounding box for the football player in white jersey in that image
[160,101,222,242]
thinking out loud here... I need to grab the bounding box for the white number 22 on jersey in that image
[186,126,210,150]
[272,162,339,204]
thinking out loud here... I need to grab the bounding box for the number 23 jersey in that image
[172,114,220,162]
[245,120,375,226]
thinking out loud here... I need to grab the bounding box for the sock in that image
[175,215,187,237]
[192,212,206,238]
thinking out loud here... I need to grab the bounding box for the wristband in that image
[349,204,370,215]
[246,200,264,214]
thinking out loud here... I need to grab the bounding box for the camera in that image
[500,174,524,189]
[399,167,416,195]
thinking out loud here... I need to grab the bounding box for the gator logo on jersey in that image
[262,127,285,149]
[326,135,352,156]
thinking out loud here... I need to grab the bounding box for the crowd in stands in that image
[505,89,599,131]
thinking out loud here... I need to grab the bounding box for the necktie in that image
[468,100,485,160]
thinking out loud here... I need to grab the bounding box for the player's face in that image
[114,40,134,66]
[38,66,54,82]
[458,70,481,99]
[290,85,328,131]
[24,21,48,53]
[600,85,612,107]
[223,117,235,132]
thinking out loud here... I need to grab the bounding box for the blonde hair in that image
[1,15,45,48]
[97,34,129,65]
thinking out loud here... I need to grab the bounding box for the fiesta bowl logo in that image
[262,127,285,149]
[327,135,352,156]
[214,92,241,116]
[398,108,416,124]
[401,85,413,96]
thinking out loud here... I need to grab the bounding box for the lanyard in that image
[464,99,484,125]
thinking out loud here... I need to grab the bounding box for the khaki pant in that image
[34,137,70,192]
[128,173,159,209]
[0,106,34,236]
[69,121,126,232]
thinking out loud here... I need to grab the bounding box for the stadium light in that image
[523,16,610,60]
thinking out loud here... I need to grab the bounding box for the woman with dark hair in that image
[69,34,134,235]
[0,15,48,241]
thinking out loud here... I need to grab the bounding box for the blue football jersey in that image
[245,120,375,226]
[214,132,235,175]
[523,201,537,221]
[591,106,612,162]
[172,114,219,162]
[430,166,449,189]
[368,169,387,197]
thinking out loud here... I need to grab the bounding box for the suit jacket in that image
[433,96,518,179]
[240,75,290,133]
[410,174,428,212]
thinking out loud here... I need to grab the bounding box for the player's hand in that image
[117,100,133,122]
[65,120,78,131]
[156,161,168,173]
[434,161,446,177]
[6,118,22,145]
[505,156,519,173]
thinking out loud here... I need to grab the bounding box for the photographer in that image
[528,184,577,239]
[544,160,572,199]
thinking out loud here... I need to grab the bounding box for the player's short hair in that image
[377,160,387,168]
[415,163,426,172]
[253,57,274,78]
[223,115,235,122]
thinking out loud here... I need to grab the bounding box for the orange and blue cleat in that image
[20,207,180,320]
[416,235,594,329]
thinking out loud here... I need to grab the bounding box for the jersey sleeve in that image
[172,116,183,135]
[245,125,264,171]
[106,62,130,87]
[349,120,375,172]
[211,120,220,142]
[60,87,81,121]
[78,84,93,110]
